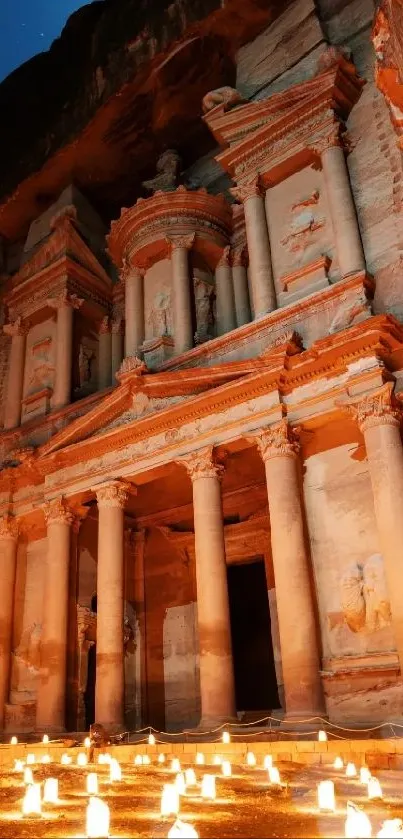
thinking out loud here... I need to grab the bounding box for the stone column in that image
[268,588,285,710]
[232,179,276,318]
[346,383,403,674]
[98,316,112,390]
[215,246,237,336]
[95,481,131,730]
[37,498,74,731]
[111,319,123,381]
[179,446,236,725]
[251,421,324,717]
[232,246,251,327]
[315,129,365,277]
[167,234,195,355]
[48,291,83,411]
[0,516,18,729]
[3,318,28,430]
[123,264,144,358]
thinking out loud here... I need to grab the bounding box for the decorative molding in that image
[0,515,19,541]
[3,317,29,337]
[166,233,196,252]
[99,316,111,335]
[247,420,300,462]
[44,496,75,526]
[94,479,134,508]
[341,382,401,432]
[47,290,84,311]
[116,356,147,380]
[230,177,265,203]
[177,444,225,481]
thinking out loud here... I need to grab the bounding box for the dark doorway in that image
[84,644,96,729]
[227,559,279,712]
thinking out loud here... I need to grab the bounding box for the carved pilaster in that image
[95,480,134,508]
[44,497,75,526]
[248,420,300,462]
[230,176,265,204]
[166,233,196,253]
[342,382,401,433]
[47,290,84,310]
[178,445,225,481]
[0,515,19,541]
[3,317,29,337]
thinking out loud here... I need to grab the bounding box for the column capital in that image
[248,420,300,462]
[309,123,350,157]
[231,244,248,267]
[98,315,111,335]
[341,382,401,433]
[217,245,231,268]
[47,290,84,310]
[94,479,134,508]
[111,317,123,335]
[165,233,195,253]
[0,515,19,541]
[230,177,265,204]
[120,259,145,283]
[44,496,75,526]
[177,445,225,482]
[3,317,29,337]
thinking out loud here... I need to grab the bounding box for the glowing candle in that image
[334,756,344,770]
[161,784,180,817]
[84,737,91,749]
[317,780,336,812]
[87,773,99,795]
[345,801,372,838]
[43,778,59,804]
[318,730,328,742]
[168,819,199,838]
[195,753,205,766]
[24,767,34,785]
[377,820,403,838]
[171,758,181,774]
[10,736,17,745]
[158,754,166,764]
[367,777,383,800]
[360,767,371,784]
[26,753,35,765]
[346,762,357,778]
[246,752,256,767]
[268,766,281,785]
[222,731,230,744]
[175,773,186,796]
[185,769,197,786]
[134,755,142,766]
[42,734,49,744]
[222,761,232,777]
[78,752,88,767]
[263,755,273,770]
[213,755,222,766]
[86,797,110,839]
[142,755,151,766]
[41,754,51,764]
[14,759,24,772]
[149,733,156,745]
[61,753,72,765]
[109,758,122,782]
[201,774,216,800]
[22,783,42,817]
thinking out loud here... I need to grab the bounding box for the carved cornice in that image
[3,317,29,337]
[248,420,300,462]
[94,479,133,508]
[47,290,84,311]
[166,233,196,252]
[177,445,225,481]
[341,382,401,433]
[0,515,19,541]
[44,496,75,526]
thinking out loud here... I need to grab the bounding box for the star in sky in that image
[0,0,93,83]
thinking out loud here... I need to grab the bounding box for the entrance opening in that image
[227,559,279,713]
[84,644,96,729]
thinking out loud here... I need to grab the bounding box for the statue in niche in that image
[340,554,391,634]
[78,343,95,387]
[194,277,215,342]
[148,290,172,338]
[28,339,53,392]
[142,150,182,194]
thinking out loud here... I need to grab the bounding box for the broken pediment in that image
[102,392,187,432]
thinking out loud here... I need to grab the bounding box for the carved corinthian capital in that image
[342,382,401,433]
[166,233,196,252]
[44,497,75,526]
[230,177,265,204]
[47,290,84,310]
[3,317,29,337]
[95,480,133,508]
[178,445,225,482]
[0,515,19,541]
[248,420,300,462]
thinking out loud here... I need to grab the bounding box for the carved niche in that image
[27,338,54,393]
[194,277,215,343]
[340,554,392,634]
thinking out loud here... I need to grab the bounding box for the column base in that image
[185,715,239,735]
[279,710,326,733]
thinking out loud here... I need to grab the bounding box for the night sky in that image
[0,0,94,83]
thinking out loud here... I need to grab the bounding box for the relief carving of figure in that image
[28,339,53,392]
[13,622,42,670]
[142,150,182,194]
[194,277,215,342]
[148,290,172,338]
[340,555,391,634]
[79,343,95,386]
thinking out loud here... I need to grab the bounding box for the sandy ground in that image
[0,756,402,838]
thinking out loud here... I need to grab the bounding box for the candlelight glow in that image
[263,755,273,770]
[175,772,186,796]
[24,767,34,785]
[42,734,49,744]
[222,760,232,777]
[109,758,122,782]
[360,767,371,784]
[377,819,403,837]
[61,753,72,765]
[268,766,281,785]
[134,755,142,766]
[213,755,222,766]
[41,754,51,764]
[246,752,256,767]
[87,773,99,795]
[26,753,35,765]
[149,733,156,745]
[10,736,17,745]
[195,753,205,766]
[14,759,24,772]
[171,758,181,774]
[84,737,91,748]
[184,769,197,786]
[22,783,42,817]
[345,801,372,838]
[161,783,180,817]
[201,774,216,800]
[367,777,383,800]
[78,752,88,767]
[334,757,344,769]
[158,754,166,764]
[86,796,110,839]
[43,778,59,804]
[346,762,357,778]
[142,755,151,766]
[318,730,328,742]
[222,731,230,744]
[317,779,336,812]
[167,819,199,838]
